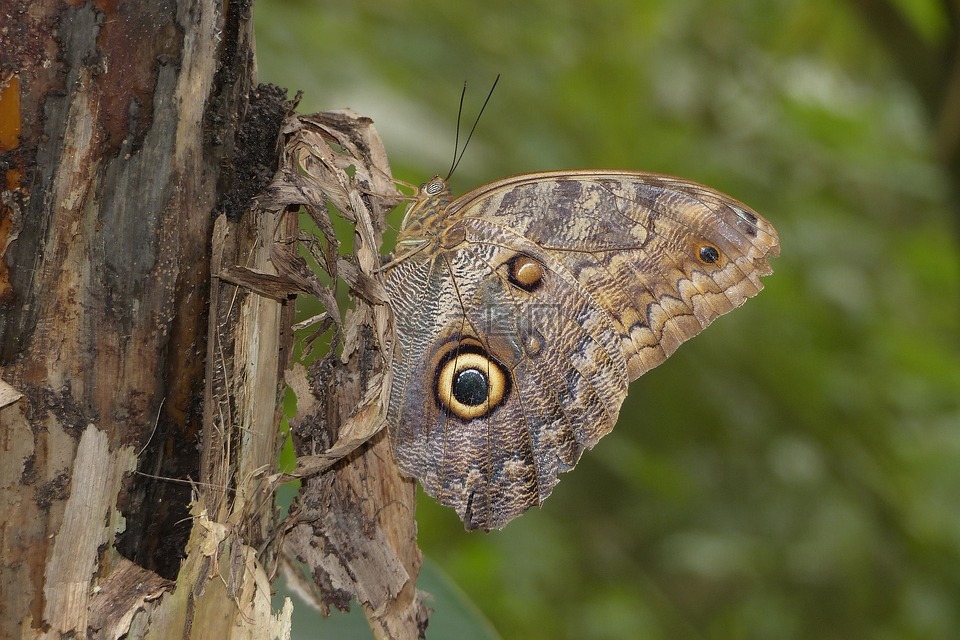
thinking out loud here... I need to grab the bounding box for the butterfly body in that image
[385,171,779,530]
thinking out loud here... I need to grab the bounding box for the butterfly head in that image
[420,176,448,198]
[398,175,455,239]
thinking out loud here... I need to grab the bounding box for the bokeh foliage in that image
[256,0,960,638]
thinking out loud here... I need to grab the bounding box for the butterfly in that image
[383,170,779,530]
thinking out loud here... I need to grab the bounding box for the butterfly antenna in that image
[446,74,500,180]
[446,81,468,180]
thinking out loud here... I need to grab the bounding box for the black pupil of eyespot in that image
[700,245,720,263]
[453,369,488,406]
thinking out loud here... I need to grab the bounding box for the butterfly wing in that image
[385,171,779,530]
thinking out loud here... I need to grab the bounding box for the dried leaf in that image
[264,110,425,637]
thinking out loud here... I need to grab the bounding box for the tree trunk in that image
[1,1,294,637]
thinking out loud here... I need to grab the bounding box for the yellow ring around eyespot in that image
[437,352,507,420]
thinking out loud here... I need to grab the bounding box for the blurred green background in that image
[256,0,960,638]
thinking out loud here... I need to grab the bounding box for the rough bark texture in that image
[1,1,294,637]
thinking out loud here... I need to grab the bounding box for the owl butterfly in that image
[384,170,779,530]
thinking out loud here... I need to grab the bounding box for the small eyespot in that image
[522,328,544,357]
[508,254,544,292]
[698,244,721,264]
[435,346,509,420]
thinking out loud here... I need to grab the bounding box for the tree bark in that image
[1,1,294,637]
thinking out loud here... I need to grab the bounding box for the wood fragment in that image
[217,265,306,301]
[0,378,22,409]
[89,556,172,640]
[43,426,137,636]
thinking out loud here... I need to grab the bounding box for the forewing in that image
[447,171,779,379]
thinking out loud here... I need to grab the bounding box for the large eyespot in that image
[507,254,544,292]
[453,369,488,405]
[698,244,721,264]
[435,344,509,420]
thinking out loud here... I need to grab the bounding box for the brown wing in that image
[385,172,779,530]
